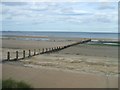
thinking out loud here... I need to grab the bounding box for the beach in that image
[1,35,119,88]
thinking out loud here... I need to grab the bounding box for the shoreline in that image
[1,34,119,40]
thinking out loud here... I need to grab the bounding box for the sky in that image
[0,1,118,32]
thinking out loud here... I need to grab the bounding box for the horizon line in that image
[2,30,119,33]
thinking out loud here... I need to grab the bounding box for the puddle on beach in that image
[88,40,119,46]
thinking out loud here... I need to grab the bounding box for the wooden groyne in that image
[2,39,91,62]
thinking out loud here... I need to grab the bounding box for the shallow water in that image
[2,31,119,39]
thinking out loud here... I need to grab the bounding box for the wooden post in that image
[36,49,38,55]
[29,50,31,57]
[54,47,56,51]
[23,50,25,59]
[46,48,48,52]
[49,48,51,52]
[39,49,40,54]
[42,48,44,53]
[57,47,58,50]
[48,48,51,53]
[34,49,36,56]
[16,51,18,60]
[53,47,55,50]
[7,52,10,61]
[52,48,54,51]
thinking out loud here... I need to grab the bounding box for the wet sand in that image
[2,39,75,49]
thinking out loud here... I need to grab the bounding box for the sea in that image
[1,31,119,39]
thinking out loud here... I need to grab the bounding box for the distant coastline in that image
[2,31,119,33]
[2,31,119,39]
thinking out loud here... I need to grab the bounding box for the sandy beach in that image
[2,64,118,88]
[1,36,119,88]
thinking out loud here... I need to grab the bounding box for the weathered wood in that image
[58,47,60,50]
[42,48,44,53]
[34,49,36,55]
[56,47,58,51]
[39,49,40,54]
[7,52,10,61]
[16,51,18,60]
[53,47,55,51]
[55,47,57,51]
[23,50,25,59]
[49,48,51,52]
[59,46,61,50]
[48,48,52,53]
[59,46,62,50]
[46,48,48,52]
[57,47,59,50]
[29,50,31,57]
[3,39,91,62]
[52,48,54,51]
[36,49,39,55]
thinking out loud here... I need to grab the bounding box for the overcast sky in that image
[1,2,118,32]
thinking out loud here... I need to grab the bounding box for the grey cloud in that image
[26,8,48,12]
[98,6,115,10]
[1,2,27,6]
[59,13,92,16]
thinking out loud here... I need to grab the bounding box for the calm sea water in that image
[1,31,119,39]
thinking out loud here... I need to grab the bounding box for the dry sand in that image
[1,36,119,88]
[2,64,118,88]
